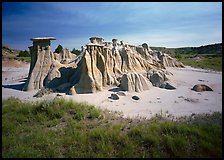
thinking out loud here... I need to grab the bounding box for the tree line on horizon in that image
[150,43,222,57]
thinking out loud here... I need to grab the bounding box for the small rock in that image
[110,93,119,100]
[192,84,213,92]
[117,91,126,96]
[132,96,140,100]
[165,82,176,90]
[159,82,176,90]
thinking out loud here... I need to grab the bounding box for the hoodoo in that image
[23,37,56,91]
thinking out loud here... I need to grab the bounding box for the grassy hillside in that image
[151,43,222,71]
[2,97,222,158]
[176,54,222,71]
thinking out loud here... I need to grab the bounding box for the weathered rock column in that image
[23,37,56,91]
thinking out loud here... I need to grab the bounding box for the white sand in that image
[2,65,222,119]
[2,64,37,100]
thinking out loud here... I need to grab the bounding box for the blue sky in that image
[2,2,222,51]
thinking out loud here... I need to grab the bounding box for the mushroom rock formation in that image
[24,36,185,95]
[23,37,56,91]
[23,37,76,91]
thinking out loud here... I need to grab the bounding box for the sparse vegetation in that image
[2,97,222,158]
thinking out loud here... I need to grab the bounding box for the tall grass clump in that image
[2,97,222,158]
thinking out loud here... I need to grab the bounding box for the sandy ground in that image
[2,61,222,119]
[2,61,37,100]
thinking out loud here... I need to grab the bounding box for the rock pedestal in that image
[23,37,56,91]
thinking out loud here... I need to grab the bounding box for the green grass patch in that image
[2,97,222,158]
[177,54,222,71]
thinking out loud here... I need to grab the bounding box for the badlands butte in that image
[23,37,184,95]
[2,37,222,118]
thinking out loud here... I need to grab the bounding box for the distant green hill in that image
[2,45,30,62]
[150,43,222,57]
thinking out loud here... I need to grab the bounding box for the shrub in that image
[54,44,63,53]
[17,50,30,57]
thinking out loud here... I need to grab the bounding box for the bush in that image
[175,53,182,59]
[71,48,81,56]
[54,44,63,53]
[17,50,30,57]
